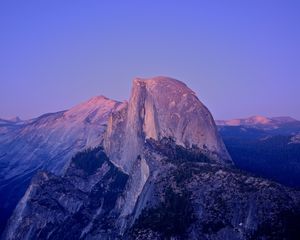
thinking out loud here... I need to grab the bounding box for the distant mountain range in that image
[216,115,300,135]
[217,116,300,188]
[216,115,298,126]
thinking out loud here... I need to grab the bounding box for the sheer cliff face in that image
[104,77,231,172]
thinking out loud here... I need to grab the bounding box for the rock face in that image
[103,76,232,226]
[0,96,121,233]
[2,77,300,240]
[127,151,300,240]
[104,76,232,173]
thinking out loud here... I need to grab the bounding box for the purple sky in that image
[0,1,299,120]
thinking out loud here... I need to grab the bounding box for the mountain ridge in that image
[216,115,299,127]
[2,76,300,239]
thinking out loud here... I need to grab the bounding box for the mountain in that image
[216,115,272,126]
[216,115,299,127]
[2,77,300,240]
[103,77,232,226]
[217,116,300,187]
[216,115,300,135]
[0,96,121,234]
[104,77,232,172]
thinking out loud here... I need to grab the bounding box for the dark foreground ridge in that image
[3,141,300,240]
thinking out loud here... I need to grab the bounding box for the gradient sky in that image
[0,1,299,120]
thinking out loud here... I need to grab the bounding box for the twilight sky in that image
[0,1,299,120]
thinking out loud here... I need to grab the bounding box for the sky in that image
[0,0,299,120]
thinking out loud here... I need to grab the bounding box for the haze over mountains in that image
[0,77,299,239]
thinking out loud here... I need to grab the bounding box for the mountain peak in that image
[87,95,111,102]
[133,76,188,87]
[64,95,120,119]
[132,76,194,97]
[81,95,118,107]
[103,76,232,221]
[248,115,271,124]
[105,76,231,173]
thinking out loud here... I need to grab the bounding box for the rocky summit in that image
[2,77,300,240]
